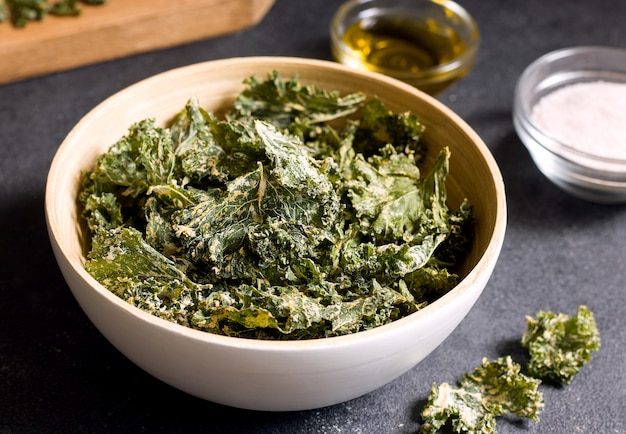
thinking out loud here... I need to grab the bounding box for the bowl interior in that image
[48,57,501,289]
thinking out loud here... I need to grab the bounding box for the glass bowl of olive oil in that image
[331,0,479,95]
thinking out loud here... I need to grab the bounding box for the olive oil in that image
[339,15,468,94]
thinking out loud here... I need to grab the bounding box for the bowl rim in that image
[514,45,626,169]
[329,0,480,83]
[46,56,506,352]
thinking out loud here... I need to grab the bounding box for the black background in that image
[1,0,625,432]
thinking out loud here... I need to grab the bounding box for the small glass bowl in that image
[330,0,479,95]
[513,46,626,204]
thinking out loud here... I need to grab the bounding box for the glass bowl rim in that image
[330,0,480,82]
[514,45,626,171]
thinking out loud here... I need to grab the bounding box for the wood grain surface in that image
[0,0,275,85]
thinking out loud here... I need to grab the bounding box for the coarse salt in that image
[531,81,626,161]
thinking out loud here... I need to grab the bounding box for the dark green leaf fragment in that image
[420,356,544,434]
[86,227,209,326]
[170,98,231,183]
[81,190,123,233]
[89,118,176,198]
[353,97,427,163]
[48,0,80,16]
[3,0,107,27]
[5,0,47,26]
[228,71,365,133]
[521,305,601,385]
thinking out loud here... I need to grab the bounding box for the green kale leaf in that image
[228,70,365,132]
[2,0,107,28]
[420,356,544,434]
[191,278,415,339]
[48,0,81,16]
[86,118,176,198]
[85,227,210,327]
[353,97,427,163]
[521,305,601,385]
[169,98,229,183]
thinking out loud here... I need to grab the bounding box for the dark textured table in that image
[1,1,625,432]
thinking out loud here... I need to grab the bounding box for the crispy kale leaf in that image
[2,0,47,27]
[228,70,366,134]
[420,356,544,434]
[85,226,210,327]
[80,72,473,340]
[353,97,427,163]
[418,306,601,432]
[521,305,601,384]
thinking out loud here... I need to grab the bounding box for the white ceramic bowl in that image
[46,57,506,411]
[513,46,626,203]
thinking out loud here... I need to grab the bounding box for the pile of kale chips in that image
[80,72,474,340]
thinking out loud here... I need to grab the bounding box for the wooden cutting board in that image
[0,0,275,85]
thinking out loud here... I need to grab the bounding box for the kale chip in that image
[420,356,544,434]
[521,305,601,384]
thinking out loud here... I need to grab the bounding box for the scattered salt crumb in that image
[531,81,626,160]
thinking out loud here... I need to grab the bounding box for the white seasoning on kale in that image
[531,81,626,160]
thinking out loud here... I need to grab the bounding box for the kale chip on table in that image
[521,305,601,384]
[419,356,544,434]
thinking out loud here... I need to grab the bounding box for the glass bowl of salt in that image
[513,45,626,203]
